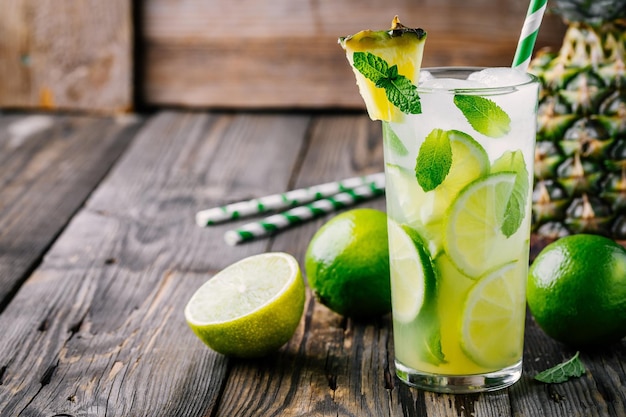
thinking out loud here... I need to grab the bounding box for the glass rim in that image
[417,66,539,95]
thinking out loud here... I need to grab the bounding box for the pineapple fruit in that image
[528,0,626,240]
[339,16,427,122]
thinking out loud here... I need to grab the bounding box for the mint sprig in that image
[352,52,422,115]
[534,352,586,384]
[415,128,452,192]
[453,95,511,138]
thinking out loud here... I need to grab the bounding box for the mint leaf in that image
[383,122,409,156]
[352,52,388,84]
[454,95,511,138]
[415,129,452,192]
[534,352,586,384]
[352,52,421,115]
[387,64,399,80]
[491,150,529,237]
[379,76,422,114]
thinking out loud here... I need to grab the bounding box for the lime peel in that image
[185,252,305,358]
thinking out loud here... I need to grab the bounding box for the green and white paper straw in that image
[223,176,385,245]
[512,0,548,71]
[196,172,385,226]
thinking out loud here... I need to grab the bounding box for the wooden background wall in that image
[0,0,567,114]
[0,0,133,113]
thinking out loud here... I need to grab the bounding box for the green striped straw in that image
[512,0,548,71]
[223,176,385,245]
[196,172,384,226]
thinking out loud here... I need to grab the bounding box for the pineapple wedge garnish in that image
[339,16,427,122]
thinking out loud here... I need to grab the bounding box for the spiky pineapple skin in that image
[529,19,626,240]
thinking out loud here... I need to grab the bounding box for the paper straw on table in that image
[196,172,385,226]
[223,177,385,246]
[512,0,548,71]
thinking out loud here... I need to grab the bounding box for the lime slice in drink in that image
[184,252,305,358]
[385,163,427,225]
[444,172,518,277]
[387,220,435,323]
[385,164,443,256]
[426,130,490,217]
[460,262,525,368]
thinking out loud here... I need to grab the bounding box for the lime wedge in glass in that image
[460,262,525,368]
[444,172,519,277]
[387,220,435,323]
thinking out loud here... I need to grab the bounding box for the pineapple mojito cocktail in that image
[385,67,539,388]
[340,18,540,392]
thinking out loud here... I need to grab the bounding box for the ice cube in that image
[467,67,532,88]
[418,70,434,83]
[419,77,486,90]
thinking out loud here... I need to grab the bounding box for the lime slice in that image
[444,172,519,277]
[426,130,490,217]
[460,262,526,368]
[387,220,435,323]
[184,252,305,358]
[385,163,428,225]
[385,163,443,256]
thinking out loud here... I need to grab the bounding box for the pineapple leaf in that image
[415,128,452,192]
[454,95,511,138]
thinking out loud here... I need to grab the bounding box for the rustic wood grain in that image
[0,113,140,309]
[0,0,133,113]
[0,111,312,416]
[142,0,567,109]
[0,111,624,417]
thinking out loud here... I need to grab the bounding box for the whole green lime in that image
[305,208,391,319]
[527,234,626,347]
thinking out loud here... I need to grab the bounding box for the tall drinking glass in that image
[383,67,539,393]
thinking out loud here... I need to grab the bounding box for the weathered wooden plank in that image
[1,111,624,417]
[0,113,140,308]
[142,0,567,109]
[203,114,626,417]
[0,111,312,416]
[512,313,626,417]
[206,115,501,417]
[0,0,133,113]
[212,115,395,416]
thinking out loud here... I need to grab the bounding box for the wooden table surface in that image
[0,111,624,417]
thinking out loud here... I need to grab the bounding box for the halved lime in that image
[460,262,526,368]
[387,220,435,323]
[185,252,305,358]
[444,172,519,277]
